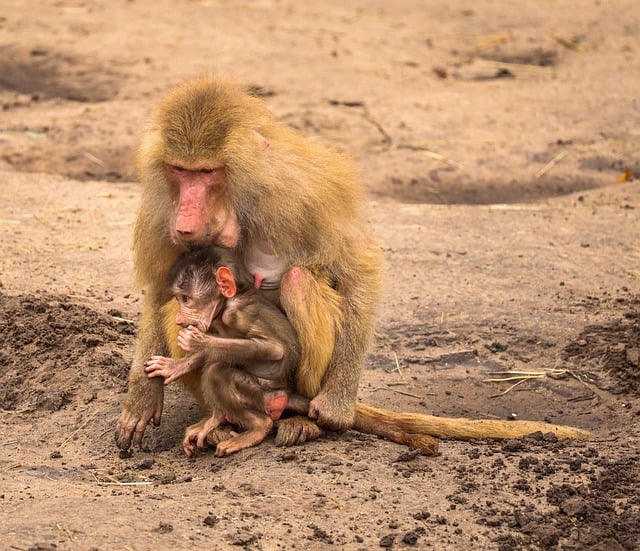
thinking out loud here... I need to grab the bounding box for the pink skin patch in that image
[168,165,239,248]
[176,180,209,236]
[265,393,289,421]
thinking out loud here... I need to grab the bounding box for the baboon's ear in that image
[254,130,270,151]
[215,266,237,298]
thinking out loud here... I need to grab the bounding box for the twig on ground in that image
[58,407,103,449]
[488,378,529,398]
[369,385,425,400]
[89,469,122,484]
[567,394,596,403]
[480,59,553,74]
[249,494,295,503]
[548,31,583,51]
[485,368,568,382]
[398,144,465,169]
[385,352,407,383]
[566,369,605,402]
[97,481,154,486]
[110,315,136,324]
[56,523,75,542]
[362,106,393,152]
[486,368,563,397]
[485,366,605,402]
[534,150,568,178]
[83,151,106,167]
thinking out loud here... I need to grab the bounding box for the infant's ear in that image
[215,266,237,298]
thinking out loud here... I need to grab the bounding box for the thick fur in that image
[354,403,591,446]
[279,268,343,399]
[142,76,385,434]
[116,75,589,453]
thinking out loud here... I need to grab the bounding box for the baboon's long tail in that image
[353,402,591,455]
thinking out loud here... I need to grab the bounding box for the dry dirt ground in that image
[1,1,639,550]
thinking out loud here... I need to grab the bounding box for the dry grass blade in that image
[485,368,569,397]
[88,467,154,486]
[398,144,465,169]
[56,523,75,542]
[484,366,608,402]
[110,314,136,324]
[97,481,154,486]
[482,59,553,74]
[489,378,529,398]
[535,150,568,178]
[384,351,407,382]
[369,385,425,400]
[83,151,106,167]
[548,31,583,51]
[58,407,103,449]
[485,368,567,382]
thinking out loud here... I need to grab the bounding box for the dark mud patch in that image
[479,46,559,67]
[0,44,134,182]
[374,173,604,204]
[578,155,640,178]
[564,297,640,395]
[0,292,134,412]
[0,45,122,102]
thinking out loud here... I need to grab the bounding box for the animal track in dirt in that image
[0,292,134,412]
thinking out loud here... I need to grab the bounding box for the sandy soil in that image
[1,1,639,549]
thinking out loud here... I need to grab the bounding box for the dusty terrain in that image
[1,1,639,549]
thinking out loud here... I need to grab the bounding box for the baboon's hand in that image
[145,356,180,384]
[114,381,164,450]
[177,325,207,352]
